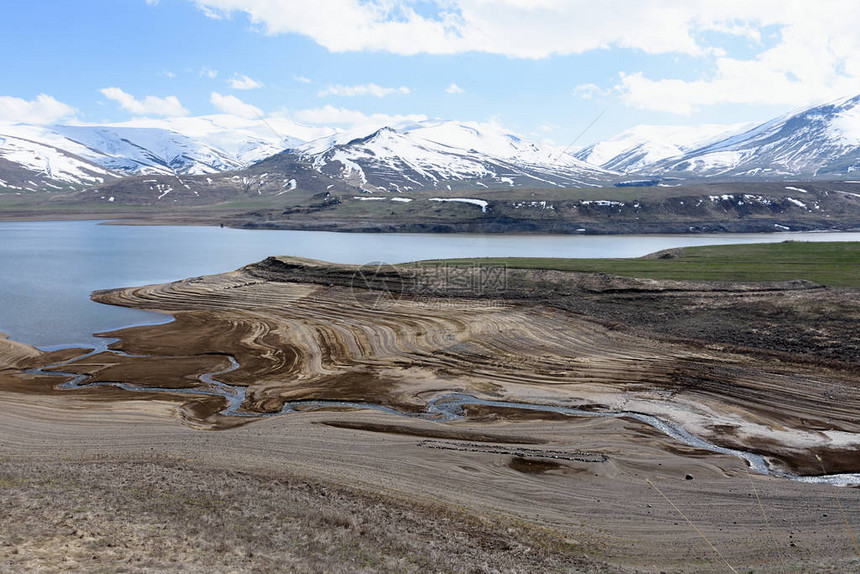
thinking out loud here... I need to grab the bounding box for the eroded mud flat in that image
[1,258,859,572]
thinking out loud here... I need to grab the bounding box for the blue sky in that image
[2,0,859,146]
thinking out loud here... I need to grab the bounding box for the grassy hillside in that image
[2,179,860,234]
[416,241,860,287]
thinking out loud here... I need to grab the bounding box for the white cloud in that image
[146,0,159,5]
[445,83,464,94]
[191,0,711,58]
[292,104,426,128]
[293,75,312,84]
[100,87,189,117]
[199,66,219,79]
[613,3,860,113]
[0,94,77,125]
[573,83,611,100]
[617,36,860,115]
[193,1,860,113]
[318,83,411,97]
[210,92,263,119]
[228,73,264,90]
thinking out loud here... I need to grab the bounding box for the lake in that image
[1,220,858,349]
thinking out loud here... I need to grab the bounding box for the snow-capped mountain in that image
[649,95,860,179]
[575,123,752,173]
[10,94,860,194]
[111,115,335,166]
[296,120,616,191]
[0,115,335,191]
[50,124,247,175]
[0,126,119,190]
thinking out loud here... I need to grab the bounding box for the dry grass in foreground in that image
[0,458,609,573]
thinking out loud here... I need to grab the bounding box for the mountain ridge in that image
[580,95,860,180]
[0,115,333,191]
[294,120,617,191]
[6,95,860,195]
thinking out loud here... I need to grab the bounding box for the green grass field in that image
[415,241,860,287]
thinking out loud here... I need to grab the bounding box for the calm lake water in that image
[1,220,858,349]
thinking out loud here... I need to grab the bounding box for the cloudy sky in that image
[2,0,860,146]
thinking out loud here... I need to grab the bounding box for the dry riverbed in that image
[1,259,858,572]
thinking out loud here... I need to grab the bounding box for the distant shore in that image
[3,178,860,235]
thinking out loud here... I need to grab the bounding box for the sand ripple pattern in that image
[8,263,851,484]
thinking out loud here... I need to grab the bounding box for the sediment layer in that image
[4,259,844,475]
[3,259,860,572]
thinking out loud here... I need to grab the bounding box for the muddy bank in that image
[249,256,860,367]
[2,258,860,571]
[15,260,845,477]
[1,392,859,573]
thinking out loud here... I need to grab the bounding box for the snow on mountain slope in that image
[575,123,752,173]
[0,125,117,190]
[51,124,244,175]
[13,94,860,193]
[113,115,335,166]
[297,120,616,191]
[652,95,860,179]
[0,116,336,189]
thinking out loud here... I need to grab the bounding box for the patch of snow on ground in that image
[834,190,860,198]
[513,200,553,210]
[390,197,413,202]
[429,198,489,212]
[277,178,298,195]
[742,194,773,205]
[156,184,173,200]
[786,197,807,208]
[580,200,625,207]
[785,186,807,193]
[353,196,386,201]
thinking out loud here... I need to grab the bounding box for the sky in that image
[2,0,860,147]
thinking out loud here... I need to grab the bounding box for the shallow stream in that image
[28,343,860,487]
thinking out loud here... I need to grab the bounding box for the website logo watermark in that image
[348,262,404,310]
[348,261,508,310]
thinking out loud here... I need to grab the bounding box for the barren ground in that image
[1,258,858,572]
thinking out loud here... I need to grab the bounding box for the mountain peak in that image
[296,118,615,192]
[576,94,860,179]
[649,94,860,179]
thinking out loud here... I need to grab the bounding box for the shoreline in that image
[4,177,859,239]
[1,208,859,236]
[1,211,860,238]
[3,256,859,466]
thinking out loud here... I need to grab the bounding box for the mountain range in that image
[573,123,754,173]
[293,121,613,190]
[579,95,860,180]
[0,115,333,192]
[4,95,860,197]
